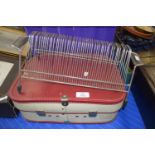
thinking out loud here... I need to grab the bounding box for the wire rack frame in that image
[19,32,134,93]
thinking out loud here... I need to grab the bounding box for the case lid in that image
[9,78,126,104]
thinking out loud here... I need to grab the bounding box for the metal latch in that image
[36,111,46,116]
[88,112,97,117]
[61,95,69,106]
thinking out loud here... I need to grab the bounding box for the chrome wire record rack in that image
[13,32,142,95]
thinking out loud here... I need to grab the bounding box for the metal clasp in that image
[61,95,69,106]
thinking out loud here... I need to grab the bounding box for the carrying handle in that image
[131,52,143,67]
[125,45,143,67]
[11,36,28,51]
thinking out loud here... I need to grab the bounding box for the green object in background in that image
[126,68,132,84]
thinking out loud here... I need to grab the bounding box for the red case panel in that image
[9,78,126,104]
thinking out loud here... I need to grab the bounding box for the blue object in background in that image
[25,26,116,42]
[131,68,155,128]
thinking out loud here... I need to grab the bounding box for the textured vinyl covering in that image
[0,91,145,129]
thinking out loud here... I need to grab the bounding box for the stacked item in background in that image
[0,27,29,56]
[116,26,155,64]
[0,27,29,117]
[116,26,155,51]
